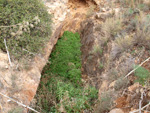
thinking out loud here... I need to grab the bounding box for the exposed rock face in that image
[60,0,97,35]
[80,5,135,88]
[80,15,108,88]
[0,0,68,112]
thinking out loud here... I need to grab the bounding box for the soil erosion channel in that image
[32,0,98,112]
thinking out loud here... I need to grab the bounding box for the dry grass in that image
[134,12,150,49]
[126,0,144,8]
[118,0,150,12]
[91,45,103,56]
[115,34,134,52]
[114,77,129,90]
[95,90,114,113]
[86,5,96,18]
[113,11,150,52]
[102,16,122,41]
[107,68,119,82]
[118,0,144,8]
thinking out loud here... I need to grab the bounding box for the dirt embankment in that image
[80,0,150,112]
[60,0,97,35]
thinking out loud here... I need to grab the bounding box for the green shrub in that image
[123,8,135,17]
[49,31,82,85]
[35,75,98,113]
[54,80,97,112]
[134,65,150,85]
[0,0,52,60]
[99,62,104,69]
[91,45,103,55]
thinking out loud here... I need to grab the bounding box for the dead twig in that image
[124,57,150,78]
[4,38,12,67]
[0,23,21,28]
[130,102,150,113]
[22,48,36,56]
[0,92,40,113]
[139,91,145,113]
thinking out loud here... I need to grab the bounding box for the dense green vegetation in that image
[0,0,52,60]
[35,31,98,113]
[50,31,82,85]
[134,65,150,85]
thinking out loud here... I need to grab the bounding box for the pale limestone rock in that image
[98,80,109,99]
[128,83,140,92]
[109,108,124,113]
[94,0,101,5]
[109,80,116,88]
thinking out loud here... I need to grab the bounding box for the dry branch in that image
[124,57,150,78]
[130,102,150,113]
[0,92,40,113]
[139,91,145,113]
[4,38,12,67]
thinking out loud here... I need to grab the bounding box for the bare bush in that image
[95,90,114,113]
[134,12,150,49]
[115,34,134,51]
[114,77,129,90]
[102,16,123,41]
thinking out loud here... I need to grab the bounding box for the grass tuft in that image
[102,16,122,41]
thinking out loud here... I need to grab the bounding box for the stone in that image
[101,8,107,12]
[98,80,109,99]
[114,8,120,16]
[128,83,140,92]
[94,0,102,5]
[96,13,109,20]
[95,10,113,20]
[109,108,124,113]
[109,80,116,88]
[148,91,150,97]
